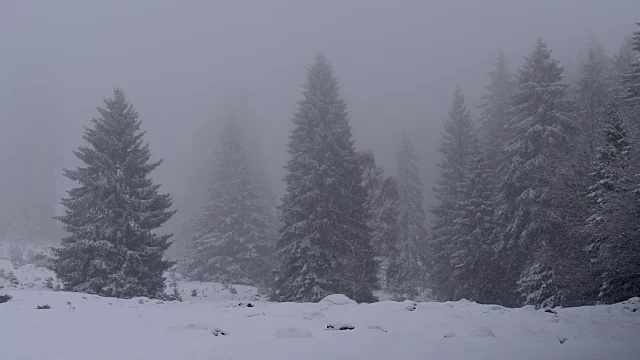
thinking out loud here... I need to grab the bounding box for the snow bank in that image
[1,260,639,359]
[1,287,639,360]
[319,294,356,305]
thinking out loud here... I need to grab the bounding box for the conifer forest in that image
[2,2,640,359]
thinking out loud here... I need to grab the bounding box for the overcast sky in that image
[1,0,639,242]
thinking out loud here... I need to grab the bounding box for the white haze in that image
[1,0,639,245]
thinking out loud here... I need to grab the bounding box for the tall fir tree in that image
[430,86,476,300]
[475,53,515,304]
[184,118,276,286]
[621,23,640,112]
[620,23,640,198]
[273,54,376,303]
[585,104,638,303]
[387,133,428,299]
[53,89,174,298]
[360,151,400,291]
[448,130,499,303]
[479,52,514,175]
[589,22,640,303]
[610,38,637,103]
[497,39,581,307]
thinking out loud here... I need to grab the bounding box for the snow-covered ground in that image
[1,258,640,359]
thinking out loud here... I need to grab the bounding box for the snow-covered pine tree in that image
[53,89,174,298]
[360,151,400,291]
[273,54,376,303]
[621,23,640,113]
[448,130,499,303]
[430,86,476,301]
[609,38,637,104]
[620,23,640,200]
[497,39,580,307]
[479,52,514,175]
[588,22,640,303]
[474,53,516,304]
[184,118,275,287]
[387,133,428,299]
[585,104,638,303]
[587,104,631,223]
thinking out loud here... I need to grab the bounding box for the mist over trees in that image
[183,117,276,287]
[429,26,640,307]
[1,2,639,306]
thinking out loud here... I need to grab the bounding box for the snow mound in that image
[367,325,387,332]
[622,297,639,313]
[274,327,313,338]
[2,289,639,359]
[403,300,418,311]
[319,294,356,305]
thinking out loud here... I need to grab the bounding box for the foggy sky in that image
[1,0,639,242]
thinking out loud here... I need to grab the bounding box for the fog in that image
[1,0,638,247]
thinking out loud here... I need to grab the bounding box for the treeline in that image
[51,23,640,307]
[431,26,640,307]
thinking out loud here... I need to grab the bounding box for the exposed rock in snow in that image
[212,328,228,336]
[622,297,639,313]
[326,323,355,331]
[319,294,356,305]
[403,300,418,311]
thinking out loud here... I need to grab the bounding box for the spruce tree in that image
[475,53,515,304]
[53,89,174,298]
[621,23,640,111]
[586,104,638,303]
[587,104,631,223]
[430,86,475,300]
[610,38,636,103]
[184,118,275,286]
[497,39,580,307]
[448,131,498,303]
[479,52,514,174]
[360,151,400,291]
[387,133,428,299]
[589,22,640,303]
[273,54,376,303]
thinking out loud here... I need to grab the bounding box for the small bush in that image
[29,253,53,269]
[0,294,11,303]
[7,271,19,286]
[44,277,54,289]
[9,244,24,265]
